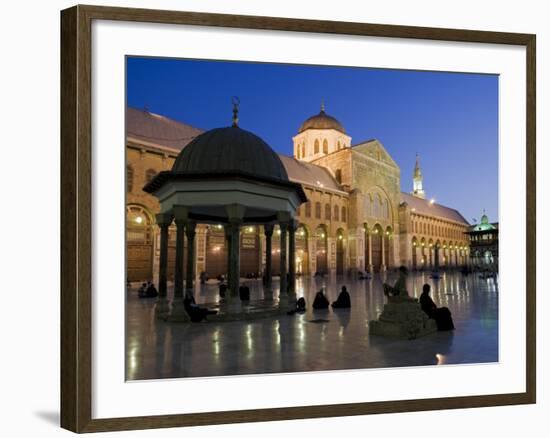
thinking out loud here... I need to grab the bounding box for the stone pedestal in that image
[369,296,437,339]
[155,296,170,317]
[166,299,191,322]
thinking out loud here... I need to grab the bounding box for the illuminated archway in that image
[315,225,328,275]
[126,204,155,282]
[336,228,345,275]
[371,223,384,272]
[411,236,418,270]
[296,224,309,275]
[384,226,393,268]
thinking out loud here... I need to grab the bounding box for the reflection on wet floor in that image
[126,271,498,380]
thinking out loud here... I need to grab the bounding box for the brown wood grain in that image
[60,4,536,433]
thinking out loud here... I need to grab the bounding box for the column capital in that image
[225,204,245,222]
[264,223,274,237]
[277,211,291,223]
[173,205,190,225]
[288,218,298,232]
[155,212,173,227]
[185,220,197,239]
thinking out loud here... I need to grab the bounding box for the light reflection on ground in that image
[126,271,498,380]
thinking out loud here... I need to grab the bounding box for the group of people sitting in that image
[288,286,351,314]
[137,281,158,298]
[313,286,351,309]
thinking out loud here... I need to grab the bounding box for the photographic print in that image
[125,57,499,381]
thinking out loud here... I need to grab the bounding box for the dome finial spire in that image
[320,99,325,113]
[231,96,240,127]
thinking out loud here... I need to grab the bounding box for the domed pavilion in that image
[143,102,306,320]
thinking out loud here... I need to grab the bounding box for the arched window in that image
[296,146,300,159]
[341,206,347,222]
[325,203,331,220]
[126,205,153,244]
[315,202,321,219]
[314,139,320,154]
[334,205,340,221]
[301,143,305,158]
[145,168,157,184]
[335,169,342,184]
[126,165,134,193]
[323,139,328,154]
[305,202,311,218]
[383,199,389,219]
[337,141,341,150]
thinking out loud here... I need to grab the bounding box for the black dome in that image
[172,126,289,182]
[298,108,346,134]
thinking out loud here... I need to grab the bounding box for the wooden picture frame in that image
[60,4,536,433]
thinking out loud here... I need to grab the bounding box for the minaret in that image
[412,153,425,199]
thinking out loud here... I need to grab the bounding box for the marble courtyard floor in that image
[126,271,498,380]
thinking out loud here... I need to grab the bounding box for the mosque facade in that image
[126,106,471,283]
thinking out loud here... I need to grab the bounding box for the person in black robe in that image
[239,285,250,301]
[312,289,329,309]
[332,286,351,308]
[419,284,454,331]
[137,283,147,298]
[145,281,158,298]
[287,297,307,315]
[183,293,217,322]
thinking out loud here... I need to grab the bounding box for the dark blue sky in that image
[127,57,498,224]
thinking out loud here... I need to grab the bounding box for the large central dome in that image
[172,126,289,182]
[298,104,346,134]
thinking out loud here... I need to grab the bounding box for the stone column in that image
[155,213,172,316]
[185,221,196,295]
[174,219,185,299]
[225,203,245,310]
[367,232,373,273]
[264,224,274,299]
[224,226,232,286]
[288,219,297,300]
[170,206,190,322]
[327,237,336,276]
[380,232,386,272]
[155,213,172,297]
[228,220,241,302]
[307,237,317,276]
[279,221,288,303]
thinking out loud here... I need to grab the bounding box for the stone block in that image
[369,298,437,339]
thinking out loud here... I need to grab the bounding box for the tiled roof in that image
[278,155,343,192]
[400,192,469,225]
[126,107,203,150]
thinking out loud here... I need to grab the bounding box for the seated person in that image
[183,293,217,322]
[312,289,330,309]
[137,282,147,298]
[239,285,250,301]
[419,284,455,331]
[332,286,351,308]
[383,266,409,297]
[145,281,158,298]
[219,282,227,298]
[287,297,307,315]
